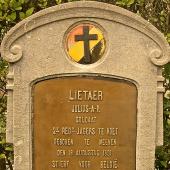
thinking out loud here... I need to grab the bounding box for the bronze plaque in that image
[33,76,137,170]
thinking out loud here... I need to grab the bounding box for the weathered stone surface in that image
[1,1,170,170]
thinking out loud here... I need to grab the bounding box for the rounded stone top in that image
[1,1,170,65]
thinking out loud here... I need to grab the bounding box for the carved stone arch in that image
[1,1,170,65]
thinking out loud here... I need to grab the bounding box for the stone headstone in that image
[1,1,170,170]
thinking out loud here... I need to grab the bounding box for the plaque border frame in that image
[30,73,138,170]
[31,73,138,170]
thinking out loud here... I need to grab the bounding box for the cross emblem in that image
[75,26,98,64]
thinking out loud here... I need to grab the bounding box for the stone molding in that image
[1,1,170,65]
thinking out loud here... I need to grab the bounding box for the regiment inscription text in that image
[33,76,137,170]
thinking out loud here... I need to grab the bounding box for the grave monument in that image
[1,1,170,170]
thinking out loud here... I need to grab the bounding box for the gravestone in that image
[1,1,170,170]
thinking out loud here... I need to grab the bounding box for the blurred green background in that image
[0,0,169,169]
